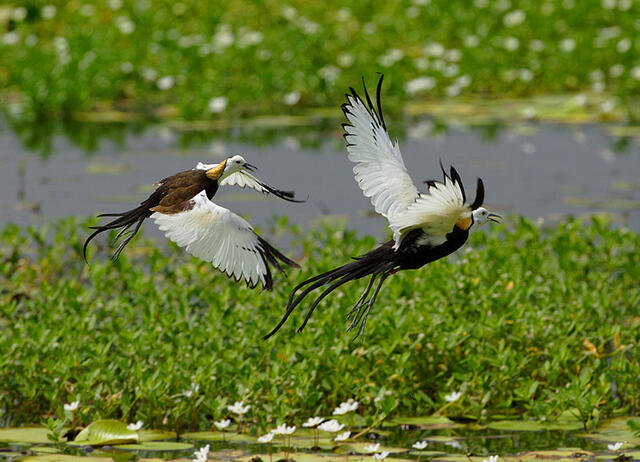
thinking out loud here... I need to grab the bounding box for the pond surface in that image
[1,119,639,241]
[1,416,639,462]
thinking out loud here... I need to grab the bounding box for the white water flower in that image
[302,416,325,428]
[503,10,525,27]
[483,456,499,462]
[183,383,199,398]
[333,400,359,415]
[631,66,640,80]
[318,419,345,433]
[127,420,143,431]
[283,91,301,106]
[335,431,351,442]
[214,419,231,430]
[363,443,380,453]
[405,77,436,94]
[258,433,274,443]
[64,400,79,411]
[272,423,296,435]
[608,442,624,452]
[193,444,210,462]
[157,76,175,90]
[413,441,428,450]
[208,96,228,113]
[374,451,390,461]
[41,5,56,19]
[560,38,576,52]
[227,401,250,415]
[503,37,519,51]
[444,391,462,402]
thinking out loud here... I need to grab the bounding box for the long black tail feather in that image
[83,204,152,262]
[257,236,300,291]
[264,244,397,339]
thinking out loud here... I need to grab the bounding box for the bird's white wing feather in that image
[390,175,468,249]
[219,171,266,193]
[343,92,419,221]
[151,191,267,288]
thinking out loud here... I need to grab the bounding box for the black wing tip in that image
[470,177,485,210]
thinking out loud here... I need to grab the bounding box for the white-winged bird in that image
[265,76,501,338]
[84,155,303,290]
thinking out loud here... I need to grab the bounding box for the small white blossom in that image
[413,441,428,450]
[183,383,199,398]
[302,417,325,428]
[272,424,296,435]
[560,38,576,52]
[464,35,479,47]
[258,433,274,443]
[631,66,640,80]
[208,96,228,113]
[374,451,390,461]
[608,442,624,452]
[157,76,175,90]
[214,419,231,430]
[363,443,380,453]
[228,401,250,415]
[334,431,351,442]
[127,421,143,431]
[64,401,79,412]
[503,37,519,51]
[423,42,445,57]
[193,444,210,462]
[405,77,436,94]
[12,6,28,21]
[41,5,56,19]
[482,456,499,462]
[115,16,136,35]
[2,32,19,46]
[283,91,301,106]
[503,10,525,27]
[617,38,631,53]
[601,0,616,8]
[318,419,345,433]
[444,391,462,402]
[333,400,359,415]
[108,0,123,10]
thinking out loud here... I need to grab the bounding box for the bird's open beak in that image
[243,162,258,172]
[488,213,502,223]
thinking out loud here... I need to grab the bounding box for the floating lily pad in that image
[583,417,640,445]
[71,420,138,446]
[21,455,114,462]
[408,450,448,458]
[387,415,461,429]
[116,442,193,451]
[486,419,583,432]
[421,436,464,444]
[32,447,60,454]
[181,431,254,443]
[0,452,23,458]
[0,427,58,444]
[138,430,177,443]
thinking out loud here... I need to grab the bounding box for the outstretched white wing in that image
[151,191,268,288]
[343,81,419,220]
[390,174,469,249]
[219,171,266,193]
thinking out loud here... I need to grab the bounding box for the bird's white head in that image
[206,155,257,181]
[472,207,502,226]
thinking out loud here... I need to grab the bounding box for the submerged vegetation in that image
[1,216,638,430]
[1,0,640,123]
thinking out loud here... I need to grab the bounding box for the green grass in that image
[1,216,638,431]
[1,0,640,123]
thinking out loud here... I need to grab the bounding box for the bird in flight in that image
[265,76,501,338]
[83,155,303,290]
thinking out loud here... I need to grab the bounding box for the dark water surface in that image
[1,120,639,240]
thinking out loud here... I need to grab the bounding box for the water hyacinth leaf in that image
[583,417,640,445]
[408,450,448,458]
[115,442,193,451]
[236,454,415,462]
[0,452,23,458]
[486,419,583,432]
[0,427,59,444]
[387,415,461,429]
[420,436,464,444]
[32,447,61,454]
[182,432,254,443]
[72,420,139,446]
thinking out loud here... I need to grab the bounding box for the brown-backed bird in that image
[265,76,501,338]
[84,155,302,290]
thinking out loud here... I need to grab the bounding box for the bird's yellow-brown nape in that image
[206,160,227,181]
[455,216,473,230]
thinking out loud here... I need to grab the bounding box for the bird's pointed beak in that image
[488,213,502,223]
[243,162,258,172]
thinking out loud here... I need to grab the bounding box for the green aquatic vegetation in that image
[0,216,639,431]
[1,1,640,125]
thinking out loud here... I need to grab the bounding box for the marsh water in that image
[1,118,639,240]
